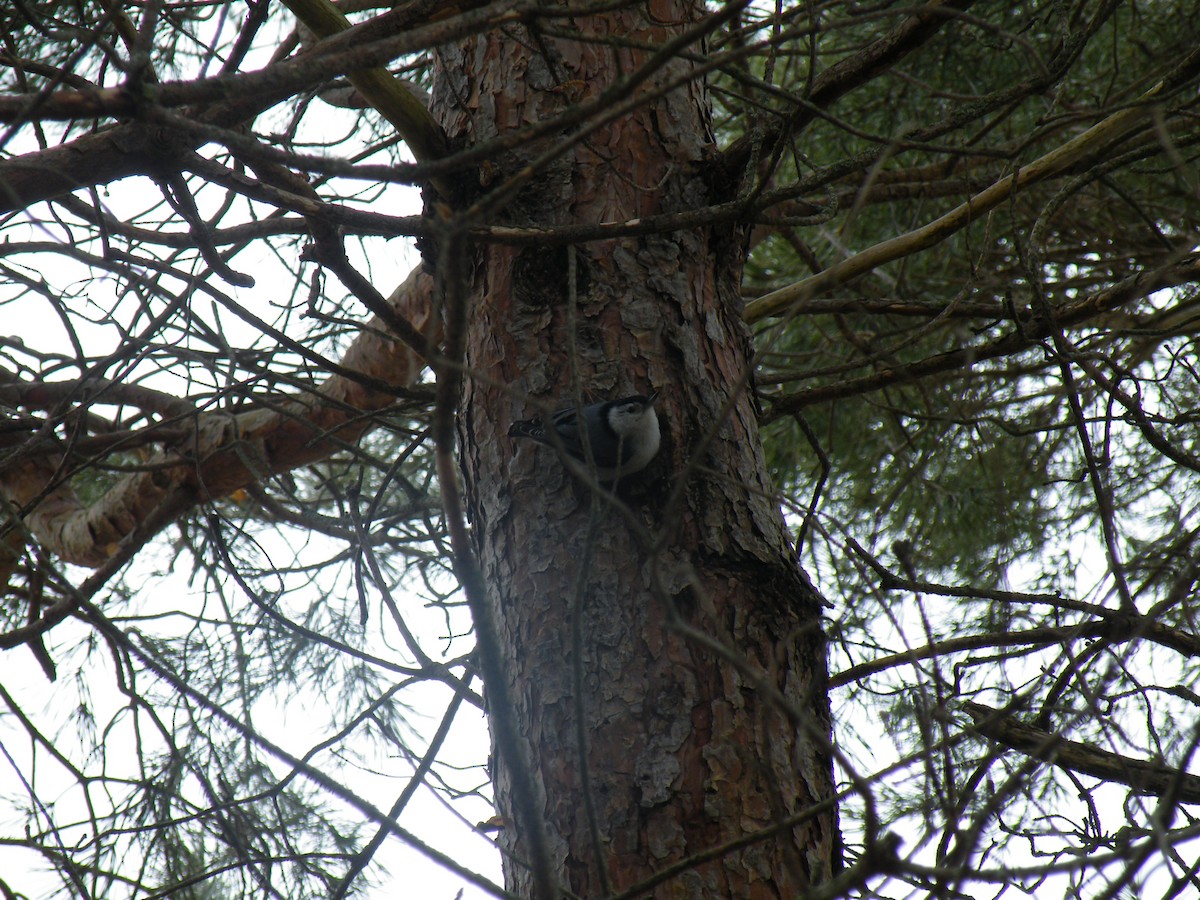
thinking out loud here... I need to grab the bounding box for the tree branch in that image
[747,49,1200,322]
[1,268,437,569]
[962,703,1200,806]
[764,255,1200,416]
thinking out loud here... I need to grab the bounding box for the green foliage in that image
[4,0,1200,897]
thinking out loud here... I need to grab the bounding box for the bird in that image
[508,392,661,481]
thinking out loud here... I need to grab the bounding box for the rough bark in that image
[434,3,836,895]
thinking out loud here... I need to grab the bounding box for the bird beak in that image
[646,391,659,405]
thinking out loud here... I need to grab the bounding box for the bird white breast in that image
[617,410,660,475]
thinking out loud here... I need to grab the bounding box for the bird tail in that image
[508,419,544,440]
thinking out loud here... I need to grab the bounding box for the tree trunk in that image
[434,4,837,895]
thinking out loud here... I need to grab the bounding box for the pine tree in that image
[1,1,1199,897]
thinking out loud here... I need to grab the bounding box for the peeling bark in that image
[1,269,435,568]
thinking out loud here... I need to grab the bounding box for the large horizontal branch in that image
[962,703,1200,806]
[1,268,435,570]
[0,0,527,125]
[0,0,513,212]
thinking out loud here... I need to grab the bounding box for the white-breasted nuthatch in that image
[508,392,661,481]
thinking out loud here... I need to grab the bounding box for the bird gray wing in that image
[548,406,588,457]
